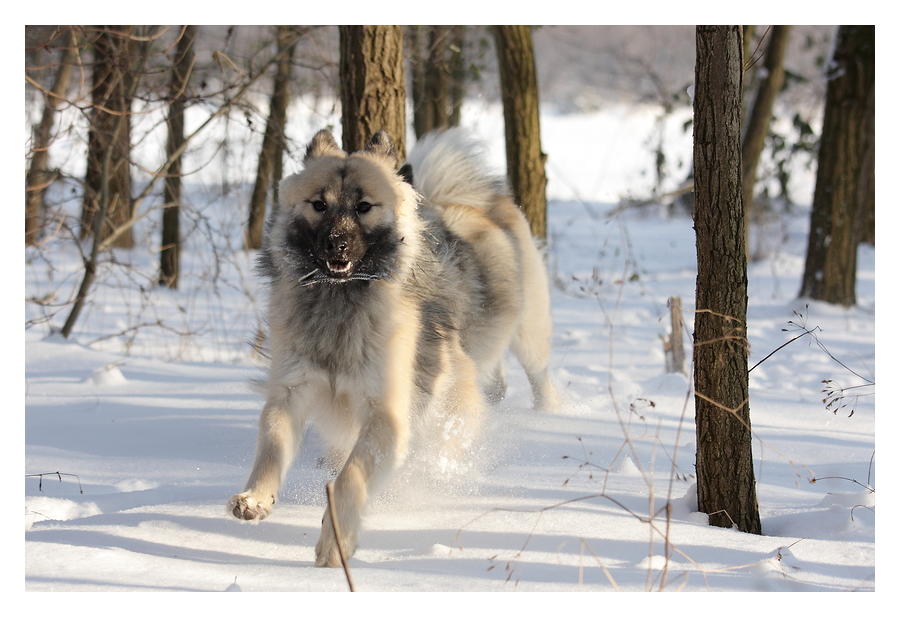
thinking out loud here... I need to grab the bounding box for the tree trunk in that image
[692,25,761,535]
[160,25,198,288]
[742,26,756,68]
[858,91,875,246]
[411,26,451,138]
[448,26,465,127]
[246,26,298,250]
[338,25,406,159]
[410,26,429,138]
[799,25,875,306]
[410,25,465,139]
[26,28,78,246]
[425,26,453,130]
[493,25,548,240]
[63,26,159,337]
[741,25,792,259]
[82,25,136,248]
[741,26,758,101]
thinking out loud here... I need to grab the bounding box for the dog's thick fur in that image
[229,128,559,566]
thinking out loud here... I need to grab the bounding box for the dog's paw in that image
[228,492,274,521]
[314,543,342,568]
[536,383,563,412]
[315,533,350,568]
[314,516,356,567]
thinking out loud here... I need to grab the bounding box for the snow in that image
[24,103,875,597]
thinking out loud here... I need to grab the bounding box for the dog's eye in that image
[309,200,327,212]
[356,201,373,214]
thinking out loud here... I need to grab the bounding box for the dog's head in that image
[268,130,419,286]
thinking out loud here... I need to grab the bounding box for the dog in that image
[228,128,559,567]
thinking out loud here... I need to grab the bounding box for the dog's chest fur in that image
[270,278,392,378]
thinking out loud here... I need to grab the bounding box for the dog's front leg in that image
[315,407,409,566]
[229,386,303,521]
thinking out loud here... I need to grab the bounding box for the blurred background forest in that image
[24,25,845,356]
[26,25,834,112]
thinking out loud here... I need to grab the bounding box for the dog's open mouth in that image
[296,258,382,287]
[326,259,353,275]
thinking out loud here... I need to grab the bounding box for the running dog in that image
[229,128,559,566]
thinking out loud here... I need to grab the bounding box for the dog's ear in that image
[278,173,303,205]
[304,129,343,162]
[398,163,413,185]
[362,131,398,168]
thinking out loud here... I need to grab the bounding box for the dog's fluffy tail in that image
[405,128,509,210]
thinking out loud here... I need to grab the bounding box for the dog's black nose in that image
[327,238,348,253]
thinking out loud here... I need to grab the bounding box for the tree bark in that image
[82,25,136,248]
[411,26,451,138]
[799,25,875,306]
[664,296,685,374]
[858,89,875,246]
[410,25,465,139]
[160,25,198,288]
[741,25,792,258]
[410,26,429,138]
[447,26,465,127]
[693,25,761,535]
[26,28,78,245]
[246,26,298,250]
[493,25,548,240]
[338,25,406,159]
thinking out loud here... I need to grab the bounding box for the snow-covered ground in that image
[24,104,875,594]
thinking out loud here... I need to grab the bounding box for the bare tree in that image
[741,25,792,259]
[59,27,284,339]
[160,25,199,288]
[26,28,79,246]
[338,25,407,158]
[245,26,300,250]
[799,25,875,306]
[81,26,139,248]
[447,26,465,127]
[410,25,465,139]
[692,25,761,535]
[493,25,548,239]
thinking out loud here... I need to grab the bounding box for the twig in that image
[743,26,773,72]
[85,320,199,346]
[325,482,355,592]
[748,328,814,373]
[809,476,875,493]
[26,471,83,493]
[867,451,875,487]
[749,306,874,417]
[752,305,874,384]
[850,505,874,522]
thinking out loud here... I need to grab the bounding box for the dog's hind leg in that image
[483,362,507,405]
[229,386,304,521]
[510,289,561,411]
[437,352,485,473]
[511,321,561,411]
[511,236,561,411]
